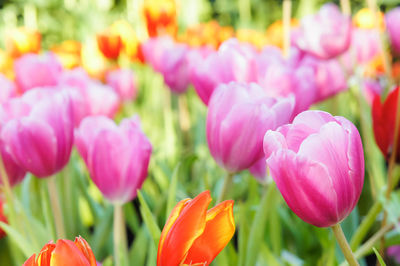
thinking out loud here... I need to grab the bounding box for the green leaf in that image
[0,222,35,258]
[373,247,386,266]
[137,190,161,247]
[166,163,181,220]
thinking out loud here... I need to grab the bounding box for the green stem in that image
[217,172,234,204]
[350,201,382,250]
[114,203,128,266]
[331,223,359,266]
[47,177,66,239]
[282,0,291,58]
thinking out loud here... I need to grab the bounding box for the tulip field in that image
[2,0,400,265]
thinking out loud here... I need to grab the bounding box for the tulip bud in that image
[96,30,122,60]
[23,236,97,266]
[14,53,63,93]
[264,110,364,227]
[75,116,152,204]
[386,7,400,55]
[372,86,400,161]
[207,82,294,173]
[157,191,235,266]
[106,68,137,101]
[1,89,74,178]
[295,3,351,59]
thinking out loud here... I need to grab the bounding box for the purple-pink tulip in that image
[142,36,175,72]
[295,3,351,59]
[75,116,152,204]
[207,82,294,173]
[263,110,364,227]
[190,39,257,105]
[1,89,74,178]
[106,68,137,101]
[159,43,191,94]
[386,7,400,55]
[14,53,63,93]
[0,74,18,104]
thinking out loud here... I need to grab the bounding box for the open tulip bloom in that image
[157,191,235,266]
[23,236,97,266]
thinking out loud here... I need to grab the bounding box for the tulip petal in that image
[158,191,211,266]
[183,200,235,265]
[37,243,56,266]
[267,149,338,227]
[74,236,97,266]
[22,254,36,266]
[50,239,90,266]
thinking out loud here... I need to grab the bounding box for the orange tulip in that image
[51,40,82,69]
[236,29,268,50]
[23,236,97,266]
[110,20,143,62]
[5,27,41,58]
[96,30,122,60]
[157,191,235,266]
[143,0,177,37]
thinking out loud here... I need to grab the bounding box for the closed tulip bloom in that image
[1,90,74,178]
[14,53,63,93]
[96,30,122,60]
[207,82,294,173]
[386,7,400,55]
[191,39,257,105]
[75,116,152,204]
[264,111,364,227]
[160,43,191,94]
[157,191,235,266]
[106,68,137,101]
[372,86,400,161]
[295,3,351,59]
[142,36,175,72]
[23,236,97,266]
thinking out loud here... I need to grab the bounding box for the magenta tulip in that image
[0,74,17,104]
[159,43,190,94]
[75,116,152,204]
[190,39,257,105]
[263,110,364,227]
[386,7,400,55]
[295,3,351,59]
[14,53,63,92]
[142,36,175,72]
[207,82,294,173]
[106,68,137,100]
[1,89,74,178]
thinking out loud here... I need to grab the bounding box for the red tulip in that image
[157,191,235,266]
[0,196,7,239]
[372,86,400,161]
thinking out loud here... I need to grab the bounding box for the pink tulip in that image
[14,53,63,93]
[106,68,137,100]
[58,68,120,125]
[256,48,317,117]
[0,74,18,104]
[299,55,347,102]
[207,82,294,173]
[362,78,383,105]
[0,143,26,186]
[142,36,175,72]
[295,3,351,59]
[190,39,257,105]
[263,110,364,227]
[75,116,152,204]
[249,158,267,182]
[159,43,190,94]
[1,89,74,178]
[386,7,400,55]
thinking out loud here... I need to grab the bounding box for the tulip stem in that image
[47,177,66,239]
[331,223,359,266]
[178,94,191,143]
[340,0,351,15]
[113,203,128,266]
[217,172,234,204]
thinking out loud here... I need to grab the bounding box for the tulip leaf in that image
[166,163,181,220]
[0,221,35,258]
[129,226,148,265]
[373,247,386,266]
[245,183,276,266]
[137,190,161,247]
